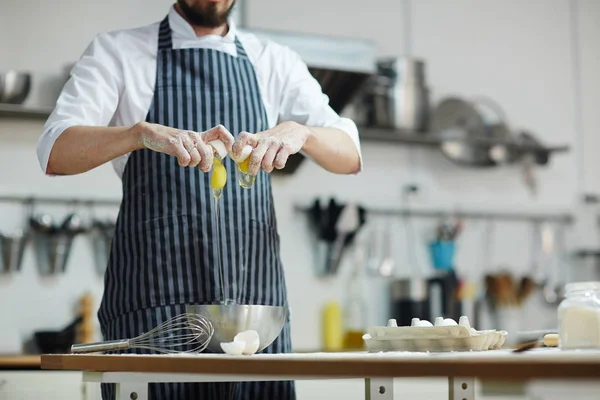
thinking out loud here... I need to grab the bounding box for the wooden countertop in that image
[42,349,600,380]
[0,355,41,368]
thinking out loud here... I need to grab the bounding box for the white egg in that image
[434,317,444,326]
[209,140,228,159]
[459,316,471,329]
[416,320,433,327]
[231,145,253,163]
[440,318,458,326]
[387,319,398,327]
[234,330,260,355]
[410,318,420,327]
[220,340,245,356]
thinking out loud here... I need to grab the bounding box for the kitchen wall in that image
[0,0,599,398]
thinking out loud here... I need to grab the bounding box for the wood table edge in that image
[0,355,41,368]
[40,355,600,380]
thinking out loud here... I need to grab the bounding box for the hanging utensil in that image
[321,198,343,276]
[91,218,116,277]
[0,229,28,273]
[31,211,88,276]
[365,221,382,276]
[328,203,360,274]
[378,219,394,277]
[540,223,560,304]
[432,97,515,168]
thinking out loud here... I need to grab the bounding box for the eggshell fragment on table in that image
[220,340,245,356]
[234,330,260,355]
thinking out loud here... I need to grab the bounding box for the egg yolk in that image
[211,158,227,190]
[238,157,251,173]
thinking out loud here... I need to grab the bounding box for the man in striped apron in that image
[37,0,362,399]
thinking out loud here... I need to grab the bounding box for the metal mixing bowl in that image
[186,304,287,353]
[0,71,31,104]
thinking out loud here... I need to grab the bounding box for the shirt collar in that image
[167,4,236,44]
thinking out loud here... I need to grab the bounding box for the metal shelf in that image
[574,250,600,258]
[358,126,570,154]
[0,104,570,155]
[0,103,53,119]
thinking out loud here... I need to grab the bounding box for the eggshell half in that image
[234,330,260,355]
[220,340,245,356]
[209,140,228,159]
[231,145,253,163]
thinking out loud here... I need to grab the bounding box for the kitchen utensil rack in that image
[0,194,121,207]
[295,204,573,225]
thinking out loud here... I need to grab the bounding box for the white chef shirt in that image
[36,5,362,178]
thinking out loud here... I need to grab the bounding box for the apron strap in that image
[158,16,173,51]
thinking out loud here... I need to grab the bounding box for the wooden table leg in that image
[449,377,475,400]
[115,382,148,400]
[365,378,394,400]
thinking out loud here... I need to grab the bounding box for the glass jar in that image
[558,282,600,350]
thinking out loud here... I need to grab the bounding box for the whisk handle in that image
[70,339,130,353]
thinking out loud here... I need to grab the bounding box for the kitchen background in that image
[0,0,599,398]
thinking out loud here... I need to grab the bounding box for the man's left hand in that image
[231,121,310,175]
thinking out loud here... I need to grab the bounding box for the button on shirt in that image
[36,6,362,178]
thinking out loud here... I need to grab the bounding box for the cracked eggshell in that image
[231,145,253,163]
[234,330,260,355]
[209,140,228,159]
[220,340,245,356]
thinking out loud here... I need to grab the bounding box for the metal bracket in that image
[449,377,475,400]
[116,382,148,400]
[365,378,394,400]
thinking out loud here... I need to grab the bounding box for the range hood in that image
[233,3,377,173]
[246,28,376,114]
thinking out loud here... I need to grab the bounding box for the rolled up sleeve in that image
[37,32,123,174]
[276,47,363,173]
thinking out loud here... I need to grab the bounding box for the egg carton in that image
[362,316,508,352]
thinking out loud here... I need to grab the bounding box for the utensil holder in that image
[90,224,114,277]
[33,232,76,275]
[0,231,29,273]
[429,240,456,270]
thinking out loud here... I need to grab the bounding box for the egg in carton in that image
[362,316,508,352]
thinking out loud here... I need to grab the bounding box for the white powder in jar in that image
[558,306,600,349]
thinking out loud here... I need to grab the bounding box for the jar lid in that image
[565,281,600,293]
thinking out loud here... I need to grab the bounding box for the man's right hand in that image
[135,122,235,172]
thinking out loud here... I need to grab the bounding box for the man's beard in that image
[176,0,235,28]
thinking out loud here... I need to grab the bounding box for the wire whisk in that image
[71,313,214,354]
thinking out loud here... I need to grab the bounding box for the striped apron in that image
[97,16,294,400]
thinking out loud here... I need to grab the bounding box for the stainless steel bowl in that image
[185,304,287,353]
[0,71,32,104]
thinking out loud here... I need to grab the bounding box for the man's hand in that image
[136,122,235,172]
[231,121,309,175]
